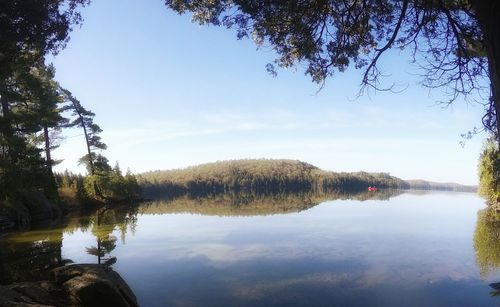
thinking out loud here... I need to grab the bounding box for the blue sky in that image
[51,0,487,185]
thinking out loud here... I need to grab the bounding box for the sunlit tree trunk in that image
[68,97,100,196]
[473,0,500,143]
[43,125,59,199]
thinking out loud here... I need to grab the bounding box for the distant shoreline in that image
[136,159,477,198]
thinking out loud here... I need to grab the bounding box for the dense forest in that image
[0,62,140,222]
[0,2,139,229]
[478,138,500,206]
[138,159,413,198]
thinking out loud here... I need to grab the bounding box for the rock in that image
[10,282,67,306]
[1,264,138,307]
[0,281,69,307]
[490,282,500,290]
[10,204,31,229]
[0,200,31,232]
[22,191,61,223]
[51,264,138,307]
[0,216,15,232]
[0,285,25,305]
[1,191,67,233]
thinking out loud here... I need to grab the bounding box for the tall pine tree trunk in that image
[43,125,52,174]
[473,0,500,143]
[68,97,100,197]
[80,115,101,197]
[81,122,95,176]
[43,125,58,200]
[0,92,15,162]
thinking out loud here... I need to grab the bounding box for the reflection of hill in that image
[140,193,322,216]
[334,189,403,201]
[139,190,403,217]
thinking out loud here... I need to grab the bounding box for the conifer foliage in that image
[478,138,500,205]
[138,159,410,198]
[0,0,139,206]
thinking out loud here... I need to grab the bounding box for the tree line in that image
[478,137,500,205]
[138,159,482,198]
[137,159,410,198]
[0,56,140,205]
[0,1,139,211]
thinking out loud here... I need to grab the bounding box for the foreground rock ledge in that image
[0,264,138,307]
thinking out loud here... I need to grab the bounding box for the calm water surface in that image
[2,191,500,306]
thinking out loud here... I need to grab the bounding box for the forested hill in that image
[405,180,477,192]
[137,159,409,197]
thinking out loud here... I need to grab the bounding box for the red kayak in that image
[368,186,378,191]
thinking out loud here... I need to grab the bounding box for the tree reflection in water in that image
[0,203,139,284]
[1,189,400,284]
[0,225,67,284]
[86,208,118,265]
[474,208,500,296]
[85,205,139,266]
[140,189,403,216]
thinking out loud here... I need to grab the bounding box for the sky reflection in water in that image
[4,191,500,306]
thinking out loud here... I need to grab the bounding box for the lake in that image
[1,191,500,306]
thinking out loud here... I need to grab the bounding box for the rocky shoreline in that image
[0,191,63,233]
[0,264,138,307]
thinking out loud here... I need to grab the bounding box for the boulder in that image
[0,264,138,307]
[0,281,69,307]
[0,285,25,306]
[51,264,138,307]
[0,216,15,232]
[22,191,61,222]
[0,200,31,232]
[0,191,61,233]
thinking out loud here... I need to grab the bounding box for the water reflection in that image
[0,190,400,285]
[82,205,139,265]
[86,209,118,265]
[125,192,494,306]
[0,204,139,284]
[141,189,403,216]
[473,208,500,297]
[0,225,66,284]
[1,191,497,306]
[474,208,500,278]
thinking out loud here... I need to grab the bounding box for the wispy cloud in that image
[102,108,368,147]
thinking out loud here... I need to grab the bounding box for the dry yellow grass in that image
[58,187,79,208]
